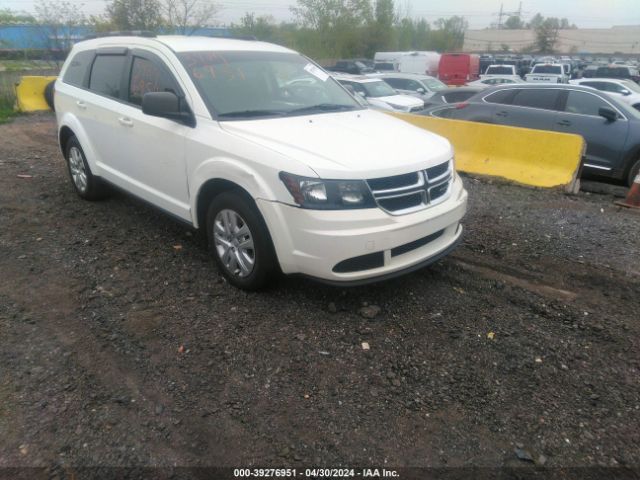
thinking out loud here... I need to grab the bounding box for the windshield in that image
[422,78,447,91]
[622,80,640,93]
[487,66,514,75]
[532,65,562,74]
[362,80,398,97]
[178,51,361,119]
[596,67,631,78]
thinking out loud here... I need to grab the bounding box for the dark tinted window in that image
[89,55,126,98]
[128,57,178,106]
[444,91,477,103]
[486,66,513,75]
[62,50,94,87]
[564,91,610,116]
[512,89,559,110]
[596,67,631,79]
[484,89,516,104]
[431,106,456,118]
[385,78,408,89]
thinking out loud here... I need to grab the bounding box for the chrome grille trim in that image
[367,160,453,215]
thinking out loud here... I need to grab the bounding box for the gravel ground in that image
[0,113,639,478]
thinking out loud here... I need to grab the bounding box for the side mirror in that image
[142,91,194,126]
[416,87,426,94]
[599,106,618,122]
[620,89,631,96]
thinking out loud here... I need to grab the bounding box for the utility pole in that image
[497,3,504,29]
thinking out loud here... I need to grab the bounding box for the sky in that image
[2,0,640,29]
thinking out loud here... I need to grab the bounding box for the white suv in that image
[55,34,468,290]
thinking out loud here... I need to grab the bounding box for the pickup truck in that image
[525,64,567,83]
[480,64,521,81]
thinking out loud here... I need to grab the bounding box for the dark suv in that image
[428,84,640,185]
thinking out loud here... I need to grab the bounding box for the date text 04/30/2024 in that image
[233,468,400,478]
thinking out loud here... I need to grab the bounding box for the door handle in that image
[76,100,86,110]
[118,117,134,127]
[557,119,572,126]
[495,111,508,117]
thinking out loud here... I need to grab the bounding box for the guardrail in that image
[14,75,57,112]
[391,113,585,192]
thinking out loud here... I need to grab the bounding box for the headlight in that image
[279,172,376,210]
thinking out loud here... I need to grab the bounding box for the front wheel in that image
[206,191,278,290]
[65,135,110,200]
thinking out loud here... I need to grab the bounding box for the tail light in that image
[455,102,469,110]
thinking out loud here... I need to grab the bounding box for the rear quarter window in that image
[62,50,95,87]
[484,89,516,104]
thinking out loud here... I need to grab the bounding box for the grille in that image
[367,160,453,215]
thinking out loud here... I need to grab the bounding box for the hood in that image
[376,94,424,109]
[219,109,452,179]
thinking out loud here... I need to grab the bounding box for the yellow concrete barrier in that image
[391,113,585,191]
[14,76,57,112]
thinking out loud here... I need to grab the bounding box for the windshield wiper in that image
[286,103,357,115]
[218,109,287,118]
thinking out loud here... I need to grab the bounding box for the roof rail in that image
[81,30,157,41]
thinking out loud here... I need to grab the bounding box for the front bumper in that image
[257,174,468,284]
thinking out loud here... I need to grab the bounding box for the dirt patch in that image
[0,113,638,474]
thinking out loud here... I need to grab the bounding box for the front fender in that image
[189,157,282,228]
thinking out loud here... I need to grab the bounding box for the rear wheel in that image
[65,135,110,200]
[44,80,55,111]
[206,191,278,290]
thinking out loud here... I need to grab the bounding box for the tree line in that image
[1,0,577,59]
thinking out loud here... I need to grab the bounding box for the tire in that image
[65,135,110,200]
[206,191,278,290]
[627,158,640,187]
[44,80,55,111]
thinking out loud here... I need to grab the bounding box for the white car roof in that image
[74,35,296,54]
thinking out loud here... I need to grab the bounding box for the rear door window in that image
[62,50,94,87]
[89,54,127,99]
[128,56,179,106]
[511,89,560,110]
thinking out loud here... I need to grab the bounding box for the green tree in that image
[105,0,164,31]
[163,0,218,34]
[534,17,560,53]
[504,15,524,29]
[34,0,85,61]
[0,9,36,24]
[292,0,373,58]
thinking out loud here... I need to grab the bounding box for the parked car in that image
[581,65,600,78]
[396,51,441,77]
[467,77,526,88]
[55,34,467,289]
[333,74,425,112]
[595,65,640,83]
[438,53,480,86]
[480,65,520,81]
[570,78,640,110]
[371,73,447,101]
[424,84,640,185]
[525,64,568,83]
[422,87,485,108]
[327,60,375,75]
